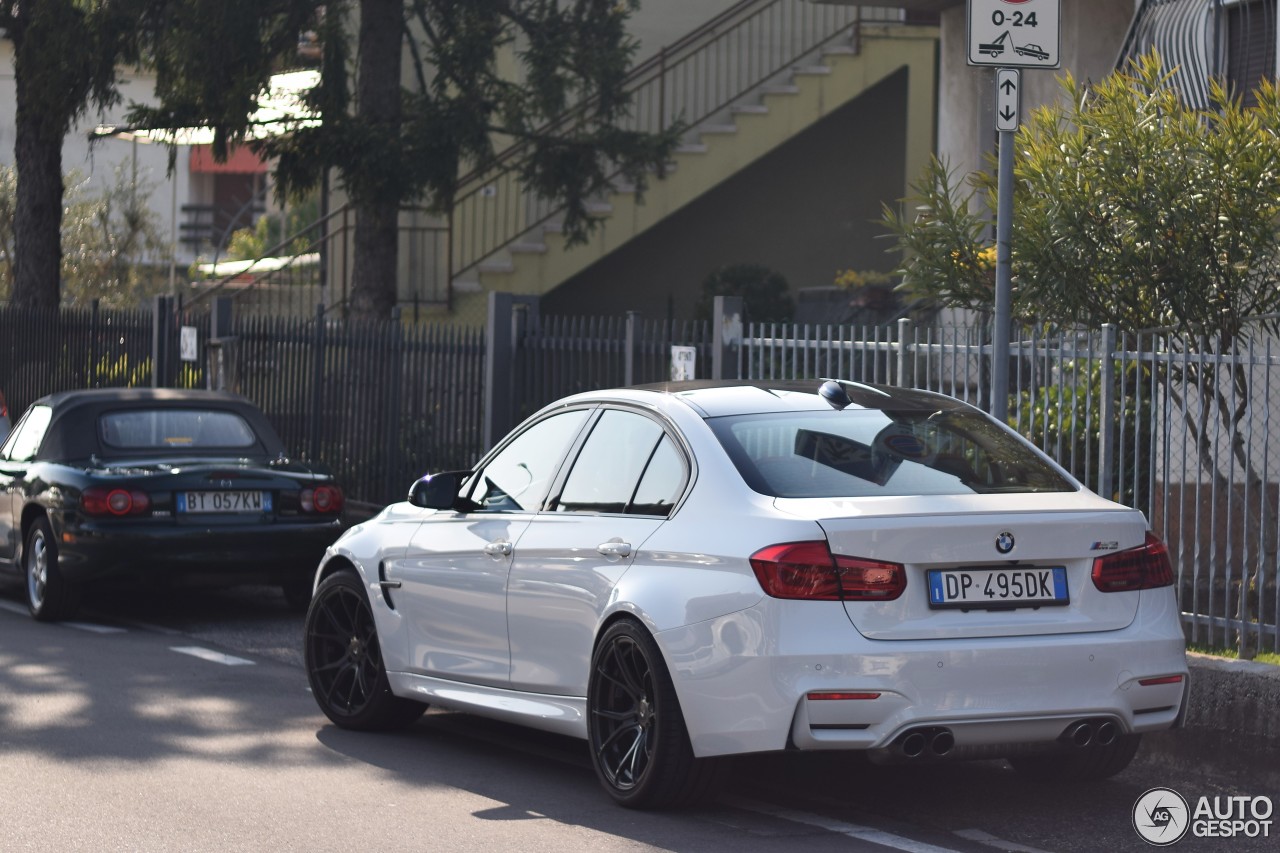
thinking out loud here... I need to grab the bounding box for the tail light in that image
[301,484,344,514]
[1092,532,1174,592]
[749,541,905,601]
[82,486,151,517]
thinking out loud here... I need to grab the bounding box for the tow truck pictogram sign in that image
[967,0,1060,69]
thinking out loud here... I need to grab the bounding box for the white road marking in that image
[727,797,963,853]
[0,600,28,616]
[953,829,1057,853]
[63,621,127,634]
[171,646,255,666]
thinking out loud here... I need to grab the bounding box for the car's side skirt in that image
[386,671,589,740]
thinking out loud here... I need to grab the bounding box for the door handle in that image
[483,540,513,557]
[596,541,632,558]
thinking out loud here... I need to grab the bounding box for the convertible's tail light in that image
[301,485,344,515]
[750,541,905,601]
[1092,533,1174,592]
[82,486,151,517]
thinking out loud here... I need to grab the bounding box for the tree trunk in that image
[349,0,403,320]
[11,27,68,310]
[352,198,399,319]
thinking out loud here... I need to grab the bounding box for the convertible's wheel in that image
[587,619,723,809]
[25,517,81,622]
[1009,733,1142,782]
[304,569,425,731]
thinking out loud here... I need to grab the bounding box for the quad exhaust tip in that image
[1061,718,1121,748]
[891,719,1121,762]
[897,727,954,758]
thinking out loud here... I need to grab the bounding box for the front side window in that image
[468,409,590,512]
[709,408,1074,499]
[100,409,257,449]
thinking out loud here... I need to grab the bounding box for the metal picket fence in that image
[3,300,1276,654]
[225,309,488,509]
[0,303,156,415]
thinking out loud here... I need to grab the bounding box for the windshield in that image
[707,408,1075,498]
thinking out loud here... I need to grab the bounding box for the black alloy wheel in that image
[304,569,424,731]
[587,619,722,808]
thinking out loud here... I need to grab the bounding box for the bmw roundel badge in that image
[995,531,1015,554]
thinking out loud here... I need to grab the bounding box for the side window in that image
[557,410,676,515]
[467,409,589,512]
[629,435,686,517]
[1,405,52,462]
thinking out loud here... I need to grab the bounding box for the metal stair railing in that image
[185,205,344,316]
[448,0,908,280]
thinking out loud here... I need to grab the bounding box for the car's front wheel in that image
[304,568,425,731]
[25,517,81,622]
[587,619,723,808]
[1008,733,1142,782]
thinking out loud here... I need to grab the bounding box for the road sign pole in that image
[968,1,1060,419]
[991,126,1015,422]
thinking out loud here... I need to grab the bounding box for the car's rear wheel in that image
[1008,733,1142,782]
[25,517,80,622]
[304,568,425,731]
[587,619,723,809]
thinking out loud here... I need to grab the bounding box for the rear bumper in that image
[50,515,344,584]
[658,588,1189,759]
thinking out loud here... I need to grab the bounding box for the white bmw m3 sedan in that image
[303,380,1188,808]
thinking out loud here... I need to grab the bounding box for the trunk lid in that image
[80,457,330,522]
[775,492,1149,640]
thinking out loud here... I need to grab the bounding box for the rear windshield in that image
[707,409,1074,498]
[99,409,258,450]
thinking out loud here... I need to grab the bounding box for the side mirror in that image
[408,470,470,510]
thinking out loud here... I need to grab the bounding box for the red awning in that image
[189,145,268,174]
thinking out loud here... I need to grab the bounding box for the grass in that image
[1185,643,1280,667]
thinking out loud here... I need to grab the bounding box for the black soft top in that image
[31,388,286,462]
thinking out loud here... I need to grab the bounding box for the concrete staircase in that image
[443,24,938,326]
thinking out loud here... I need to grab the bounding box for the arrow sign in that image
[995,68,1020,132]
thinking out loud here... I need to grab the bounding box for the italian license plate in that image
[176,490,271,514]
[927,566,1068,609]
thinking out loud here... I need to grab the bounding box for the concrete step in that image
[792,64,833,77]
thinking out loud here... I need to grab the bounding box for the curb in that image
[1138,653,1280,788]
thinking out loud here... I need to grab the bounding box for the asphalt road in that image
[0,581,1275,853]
